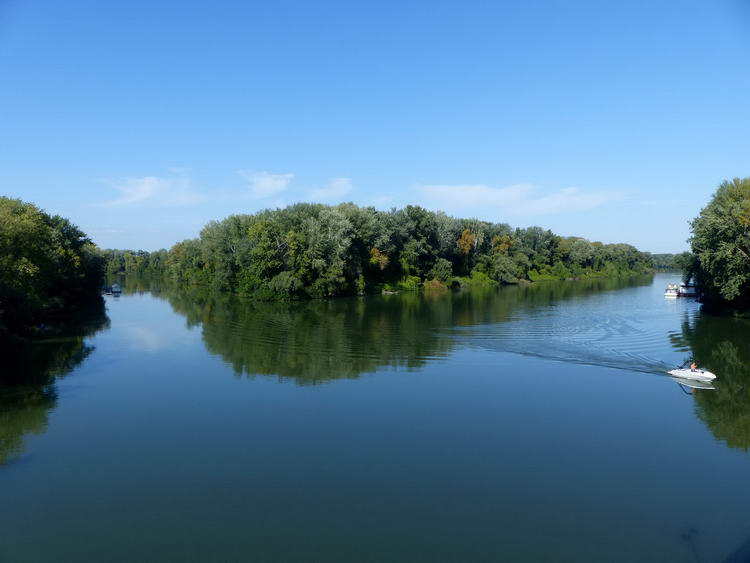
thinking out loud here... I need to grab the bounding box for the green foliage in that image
[0,197,104,341]
[384,275,422,292]
[688,178,750,313]
[429,258,453,282]
[452,269,498,288]
[100,248,169,279]
[102,203,653,300]
[528,268,560,282]
[650,252,692,271]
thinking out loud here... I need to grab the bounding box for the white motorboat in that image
[664,283,697,298]
[667,368,716,382]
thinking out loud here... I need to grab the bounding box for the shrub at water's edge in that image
[101,203,653,300]
[685,177,750,315]
[0,197,105,344]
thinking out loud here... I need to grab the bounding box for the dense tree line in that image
[685,177,750,314]
[650,252,693,270]
[100,248,168,277]
[0,197,105,343]
[103,204,653,300]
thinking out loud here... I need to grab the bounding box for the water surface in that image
[2,273,750,562]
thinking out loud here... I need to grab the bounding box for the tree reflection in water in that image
[141,274,750,452]
[671,313,750,450]
[0,299,110,465]
[134,274,654,385]
[9,275,746,463]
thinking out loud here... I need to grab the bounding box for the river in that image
[2,273,750,562]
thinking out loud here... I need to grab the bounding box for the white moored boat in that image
[664,283,697,298]
[677,283,697,297]
[667,368,716,382]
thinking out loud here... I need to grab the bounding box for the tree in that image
[0,197,104,342]
[456,229,477,255]
[689,177,750,313]
[569,239,594,268]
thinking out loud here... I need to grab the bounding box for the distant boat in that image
[664,283,697,298]
[111,283,121,294]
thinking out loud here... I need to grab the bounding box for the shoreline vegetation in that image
[685,177,750,316]
[650,252,693,271]
[100,203,654,301]
[0,197,105,347]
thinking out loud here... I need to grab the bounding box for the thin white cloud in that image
[124,326,169,353]
[238,170,294,199]
[420,183,624,217]
[637,198,693,209]
[309,177,353,201]
[99,172,201,207]
[369,195,393,207]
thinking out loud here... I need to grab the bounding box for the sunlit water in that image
[2,273,750,562]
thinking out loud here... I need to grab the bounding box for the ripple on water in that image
[451,293,701,377]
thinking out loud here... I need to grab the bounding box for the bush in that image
[452,270,497,288]
[423,279,447,291]
[268,271,303,298]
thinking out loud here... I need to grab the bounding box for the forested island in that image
[100,203,654,300]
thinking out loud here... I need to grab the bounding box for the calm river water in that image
[2,273,750,562]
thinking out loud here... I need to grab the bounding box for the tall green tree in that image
[0,197,104,342]
[689,177,750,313]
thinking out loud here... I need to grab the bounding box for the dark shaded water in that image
[2,273,750,562]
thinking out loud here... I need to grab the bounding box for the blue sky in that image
[1,0,748,252]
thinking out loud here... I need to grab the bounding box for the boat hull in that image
[664,283,697,298]
[668,368,716,382]
[670,376,716,390]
